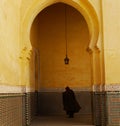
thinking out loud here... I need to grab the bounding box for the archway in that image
[20,0,100,125]
[21,0,99,50]
[20,0,99,90]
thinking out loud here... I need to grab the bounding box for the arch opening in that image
[21,0,100,90]
[21,0,99,52]
[30,3,93,122]
[21,0,100,125]
[30,2,91,91]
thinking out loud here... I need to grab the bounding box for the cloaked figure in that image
[62,86,81,118]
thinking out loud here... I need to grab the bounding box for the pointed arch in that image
[21,0,99,51]
[20,0,100,91]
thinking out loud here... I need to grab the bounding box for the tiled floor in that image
[30,114,94,126]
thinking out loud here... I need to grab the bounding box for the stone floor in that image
[30,114,94,126]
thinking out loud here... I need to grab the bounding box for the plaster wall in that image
[31,3,91,90]
[102,0,120,84]
[0,0,21,86]
[0,0,102,92]
[1,0,120,91]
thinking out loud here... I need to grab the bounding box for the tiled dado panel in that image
[0,93,25,126]
[38,91,92,116]
[92,92,107,126]
[106,92,120,126]
[25,92,37,126]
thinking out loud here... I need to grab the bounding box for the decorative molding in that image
[93,84,120,92]
[38,87,92,92]
[93,84,105,92]
[93,46,100,53]
[0,85,26,93]
[1,84,119,93]
[19,47,32,61]
[86,47,92,54]
[22,0,99,56]
[93,84,101,91]
[0,85,35,93]
[105,84,120,91]
[25,86,35,92]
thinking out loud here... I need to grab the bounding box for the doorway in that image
[30,3,93,125]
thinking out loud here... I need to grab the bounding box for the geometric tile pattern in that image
[92,92,107,126]
[25,92,37,125]
[1,92,119,126]
[0,94,25,126]
[106,92,120,126]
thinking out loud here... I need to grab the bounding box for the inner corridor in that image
[30,114,94,126]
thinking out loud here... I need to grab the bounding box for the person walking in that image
[62,86,81,118]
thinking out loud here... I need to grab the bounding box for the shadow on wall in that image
[38,91,92,116]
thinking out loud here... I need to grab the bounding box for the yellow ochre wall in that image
[31,3,90,89]
[0,0,21,86]
[0,0,120,92]
[102,0,120,84]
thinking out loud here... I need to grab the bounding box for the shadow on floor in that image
[30,114,94,126]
